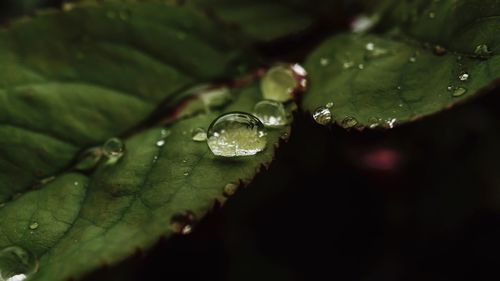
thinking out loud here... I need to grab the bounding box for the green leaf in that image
[303,0,500,129]
[0,3,293,280]
[0,81,290,281]
[188,0,314,42]
[0,2,248,201]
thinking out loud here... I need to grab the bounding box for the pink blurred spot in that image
[362,148,401,172]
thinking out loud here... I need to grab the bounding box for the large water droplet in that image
[261,65,303,102]
[191,128,207,142]
[459,73,469,81]
[312,106,332,126]
[341,117,358,129]
[0,246,38,281]
[207,112,267,157]
[170,212,196,235]
[102,138,124,164]
[253,100,288,128]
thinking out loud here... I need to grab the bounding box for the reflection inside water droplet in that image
[0,246,38,281]
[459,73,469,81]
[341,116,358,129]
[253,100,288,128]
[207,112,267,157]
[103,138,124,164]
[312,106,332,126]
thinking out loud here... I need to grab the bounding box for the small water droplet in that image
[409,56,417,63]
[320,58,330,66]
[207,113,267,157]
[368,117,381,129]
[386,118,398,129]
[261,65,304,102]
[152,155,159,164]
[0,203,5,208]
[191,128,207,142]
[365,43,388,59]
[447,85,453,91]
[73,181,79,187]
[312,106,332,126]
[397,86,402,90]
[452,87,467,97]
[474,44,492,57]
[160,129,171,138]
[433,45,446,56]
[326,102,334,109]
[223,183,239,197]
[428,11,436,18]
[40,176,56,185]
[75,147,103,171]
[183,172,189,176]
[343,61,355,69]
[29,223,38,230]
[358,64,365,70]
[351,14,377,33]
[341,117,358,129]
[170,212,196,235]
[0,246,38,281]
[156,140,165,147]
[253,100,288,128]
[459,73,469,81]
[103,138,124,164]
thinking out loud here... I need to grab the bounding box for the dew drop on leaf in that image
[0,246,38,281]
[207,112,267,157]
[261,64,306,102]
[312,106,332,126]
[341,116,359,129]
[319,58,329,66]
[433,45,446,56]
[223,183,239,197]
[29,223,38,230]
[253,100,288,128]
[459,73,469,81]
[207,113,267,157]
[343,61,355,69]
[156,140,165,147]
[191,128,207,142]
[474,44,492,57]
[452,87,467,97]
[103,138,125,164]
[170,212,196,235]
